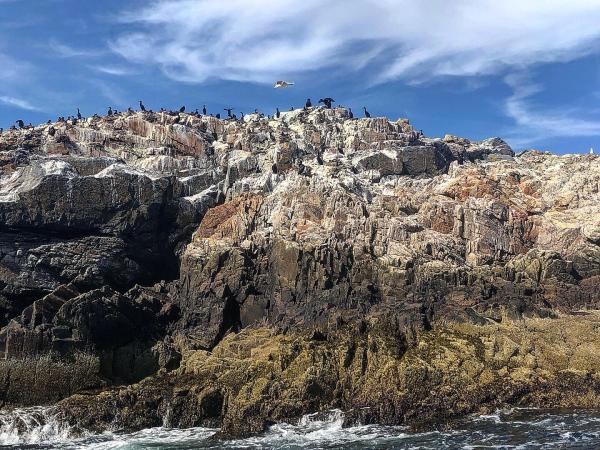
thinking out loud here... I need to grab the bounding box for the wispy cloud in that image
[0,95,41,111]
[504,73,600,147]
[88,65,137,76]
[0,53,31,81]
[89,79,127,107]
[49,39,104,58]
[111,0,600,84]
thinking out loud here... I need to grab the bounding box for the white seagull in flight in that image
[274,80,294,89]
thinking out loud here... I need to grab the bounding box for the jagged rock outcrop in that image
[0,107,598,436]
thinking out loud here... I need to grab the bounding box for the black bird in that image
[47,120,52,124]
[139,100,146,112]
[276,107,280,118]
[318,98,335,109]
[179,106,185,113]
[271,163,278,174]
[195,109,199,115]
[363,106,371,118]
[0,128,2,134]
[202,105,207,115]
[232,113,237,120]
[16,120,24,129]
[240,112,244,121]
[216,113,221,119]
[128,107,134,113]
[224,107,233,118]
[305,98,312,108]
[77,108,82,120]
[348,108,354,119]
[107,107,113,116]
[48,126,56,136]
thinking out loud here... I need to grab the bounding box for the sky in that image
[2,0,600,153]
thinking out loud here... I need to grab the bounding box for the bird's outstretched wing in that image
[274,80,294,89]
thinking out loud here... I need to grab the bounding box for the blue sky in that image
[2,0,600,153]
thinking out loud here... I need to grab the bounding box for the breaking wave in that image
[3,406,600,448]
[0,406,73,446]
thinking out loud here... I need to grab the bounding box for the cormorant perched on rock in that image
[224,107,233,118]
[240,112,244,121]
[77,108,82,120]
[128,107,134,113]
[271,163,278,174]
[0,128,2,134]
[305,98,312,108]
[48,126,56,136]
[348,108,354,119]
[107,107,113,116]
[276,107,280,118]
[318,98,335,109]
[139,100,146,112]
[16,120,24,129]
[179,106,185,113]
[216,113,221,119]
[173,116,180,124]
[363,106,371,118]
[202,105,207,115]
[47,120,51,124]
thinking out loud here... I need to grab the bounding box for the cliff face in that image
[0,108,599,436]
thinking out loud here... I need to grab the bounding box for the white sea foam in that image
[0,406,74,445]
[2,407,600,449]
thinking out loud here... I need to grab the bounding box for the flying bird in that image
[274,80,294,89]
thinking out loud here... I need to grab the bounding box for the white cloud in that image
[89,65,137,76]
[503,73,600,147]
[0,95,41,111]
[49,40,104,58]
[111,0,600,84]
[0,53,31,81]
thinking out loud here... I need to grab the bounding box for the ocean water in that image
[1,407,600,449]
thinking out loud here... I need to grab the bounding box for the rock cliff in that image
[0,107,599,436]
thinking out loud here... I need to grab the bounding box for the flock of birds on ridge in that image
[0,98,374,136]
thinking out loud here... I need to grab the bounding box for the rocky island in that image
[0,107,599,438]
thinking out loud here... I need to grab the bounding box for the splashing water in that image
[0,407,73,446]
[3,407,600,449]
